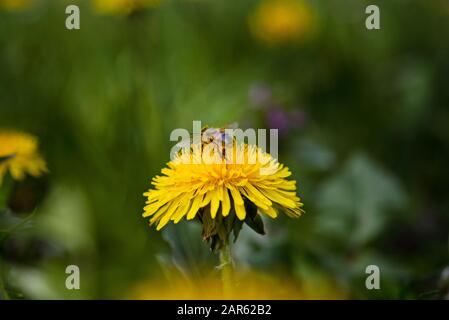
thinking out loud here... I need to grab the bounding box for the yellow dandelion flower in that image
[143,127,303,249]
[130,271,346,300]
[0,130,47,185]
[0,0,33,11]
[91,0,163,15]
[249,0,315,46]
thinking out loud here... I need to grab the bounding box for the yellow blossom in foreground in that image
[0,0,33,11]
[143,141,303,231]
[0,130,47,185]
[249,0,315,46]
[130,271,346,300]
[91,0,163,15]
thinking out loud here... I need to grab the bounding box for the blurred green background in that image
[1,0,449,299]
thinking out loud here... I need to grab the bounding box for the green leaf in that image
[317,153,407,247]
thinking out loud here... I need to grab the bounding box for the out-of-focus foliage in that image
[317,154,406,248]
[0,0,448,299]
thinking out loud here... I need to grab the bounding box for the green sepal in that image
[232,219,243,242]
[244,201,265,235]
[200,207,217,241]
[198,200,267,252]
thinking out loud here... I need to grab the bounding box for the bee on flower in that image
[249,0,316,46]
[142,125,303,252]
[0,130,47,186]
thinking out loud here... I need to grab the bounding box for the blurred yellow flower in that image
[249,0,316,46]
[143,137,303,232]
[0,130,47,185]
[0,0,33,11]
[130,271,346,300]
[91,0,163,15]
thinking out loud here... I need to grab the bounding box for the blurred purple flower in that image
[248,82,308,135]
[266,107,308,135]
[266,107,290,132]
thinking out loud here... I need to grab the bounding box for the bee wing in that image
[226,122,239,129]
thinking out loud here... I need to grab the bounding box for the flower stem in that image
[219,242,233,299]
